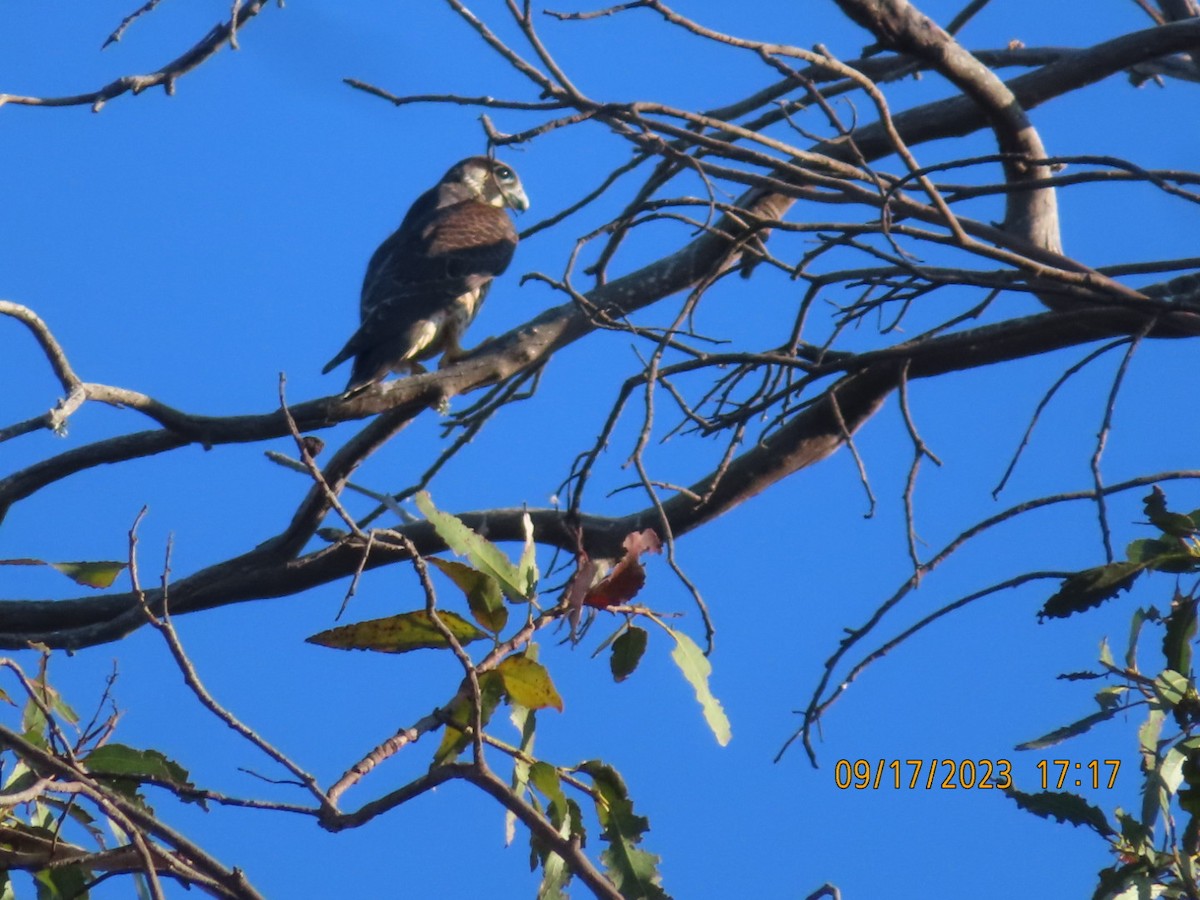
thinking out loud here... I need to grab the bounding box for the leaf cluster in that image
[0,654,195,899]
[1040,488,1200,621]
[1015,488,1200,899]
[309,493,730,897]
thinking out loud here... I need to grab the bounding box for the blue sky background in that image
[2,2,1199,897]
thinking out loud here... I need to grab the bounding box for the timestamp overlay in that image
[833,758,1122,791]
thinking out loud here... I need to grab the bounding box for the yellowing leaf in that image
[50,560,127,589]
[432,671,505,766]
[0,558,129,589]
[498,655,563,712]
[306,610,486,654]
[429,557,507,633]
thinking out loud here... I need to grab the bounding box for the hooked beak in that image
[504,185,530,213]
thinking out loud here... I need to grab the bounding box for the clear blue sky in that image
[2,2,1198,897]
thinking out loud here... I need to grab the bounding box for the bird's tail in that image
[321,346,351,376]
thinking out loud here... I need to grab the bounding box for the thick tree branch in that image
[6,18,1200,522]
[5,301,1200,650]
[5,12,1200,652]
[833,0,1062,257]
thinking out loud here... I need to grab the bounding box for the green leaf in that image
[38,796,100,836]
[527,760,580,900]
[1126,539,1164,564]
[1154,670,1189,708]
[610,626,649,683]
[432,671,505,766]
[1154,553,1200,574]
[530,761,568,816]
[498,656,563,712]
[46,684,79,727]
[1125,538,1196,571]
[1115,809,1154,856]
[34,863,91,900]
[1163,592,1198,675]
[306,610,487,654]
[1145,486,1198,537]
[83,744,194,803]
[415,492,531,601]
[1182,854,1200,897]
[20,671,78,749]
[1005,787,1116,837]
[578,761,669,900]
[1015,707,1119,751]
[83,744,199,816]
[512,704,538,757]
[21,698,48,748]
[1179,745,1200,852]
[666,628,731,746]
[536,816,573,900]
[1124,607,1153,670]
[563,797,585,844]
[507,705,537,847]
[1093,862,1157,900]
[83,744,193,812]
[1056,671,1104,682]
[1,765,39,798]
[1156,744,1188,797]
[1039,562,1143,620]
[429,557,507,633]
[1137,708,1166,773]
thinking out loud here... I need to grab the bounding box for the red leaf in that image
[584,557,646,609]
[581,529,662,610]
[565,557,598,630]
[622,528,662,558]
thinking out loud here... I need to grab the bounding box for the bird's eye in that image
[494,165,514,182]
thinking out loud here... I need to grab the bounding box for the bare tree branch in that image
[0,1,275,112]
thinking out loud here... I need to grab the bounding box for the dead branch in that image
[0,1,275,113]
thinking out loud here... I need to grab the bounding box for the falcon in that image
[323,156,529,392]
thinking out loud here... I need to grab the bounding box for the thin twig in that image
[127,512,334,816]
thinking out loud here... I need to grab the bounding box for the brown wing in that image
[322,198,518,391]
[362,198,517,310]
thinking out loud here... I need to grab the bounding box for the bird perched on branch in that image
[323,156,529,393]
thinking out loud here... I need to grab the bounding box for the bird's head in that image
[447,156,530,214]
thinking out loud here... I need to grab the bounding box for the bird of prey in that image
[323,156,529,393]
